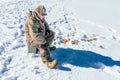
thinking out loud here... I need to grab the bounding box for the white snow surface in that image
[0,0,120,80]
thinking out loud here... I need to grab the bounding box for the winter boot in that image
[41,55,52,63]
[49,44,56,51]
[41,55,58,69]
[46,59,58,69]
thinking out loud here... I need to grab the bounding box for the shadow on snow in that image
[51,48,120,71]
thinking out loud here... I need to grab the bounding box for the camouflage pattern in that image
[25,5,53,48]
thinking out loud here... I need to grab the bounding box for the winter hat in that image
[34,5,47,15]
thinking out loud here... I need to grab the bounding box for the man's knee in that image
[49,31,55,37]
[39,48,46,57]
[39,47,50,56]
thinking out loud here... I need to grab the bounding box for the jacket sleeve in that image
[44,20,50,32]
[29,20,46,45]
[25,20,30,44]
[25,21,29,38]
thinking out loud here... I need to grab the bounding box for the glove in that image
[45,30,50,35]
[45,30,53,39]
[41,42,49,47]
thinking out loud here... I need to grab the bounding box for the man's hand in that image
[45,31,51,39]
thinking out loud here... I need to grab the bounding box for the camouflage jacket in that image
[25,11,49,48]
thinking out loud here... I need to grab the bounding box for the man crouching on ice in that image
[25,4,58,69]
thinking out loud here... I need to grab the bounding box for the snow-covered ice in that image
[0,0,120,80]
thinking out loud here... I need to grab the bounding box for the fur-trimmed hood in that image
[34,5,46,14]
[27,5,47,21]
